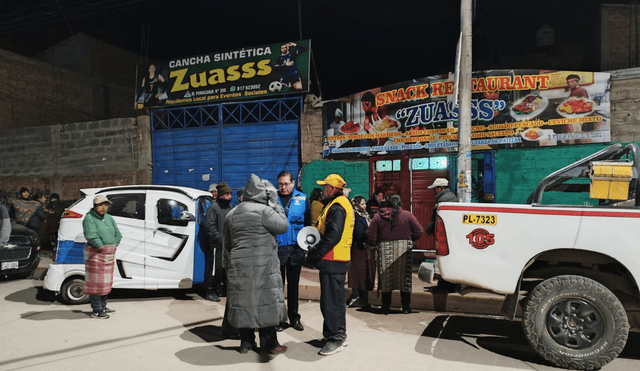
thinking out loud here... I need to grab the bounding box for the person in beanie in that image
[83,195,122,319]
[223,174,289,355]
[204,182,233,301]
[306,174,354,356]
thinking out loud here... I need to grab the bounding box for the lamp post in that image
[457,0,473,202]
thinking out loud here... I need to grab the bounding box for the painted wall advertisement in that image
[322,70,611,158]
[135,40,311,109]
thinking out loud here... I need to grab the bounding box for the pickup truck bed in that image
[427,143,640,370]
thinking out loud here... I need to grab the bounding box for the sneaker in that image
[103,308,116,314]
[268,345,287,354]
[350,298,369,308]
[318,340,345,356]
[205,292,221,302]
[347,297,361,307]
[91,311,110,319]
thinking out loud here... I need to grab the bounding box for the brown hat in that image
[216,182,232,196]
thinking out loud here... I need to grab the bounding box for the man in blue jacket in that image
[275,171,310,332]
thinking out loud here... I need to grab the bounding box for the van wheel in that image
[522,275,629,370]
[60,278,89,305]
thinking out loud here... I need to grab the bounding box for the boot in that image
[401,291,411,314]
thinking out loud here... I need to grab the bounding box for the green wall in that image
[299,143,633,205]
[300,160,370,199]
[494,144,611,205]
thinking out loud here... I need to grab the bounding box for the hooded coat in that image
[223,174,289,329]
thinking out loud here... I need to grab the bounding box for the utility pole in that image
[457,0,473,202]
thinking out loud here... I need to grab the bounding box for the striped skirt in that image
[377,239,412,292]
[84,244,117,296]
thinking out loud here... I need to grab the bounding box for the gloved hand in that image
[425,221,435,235]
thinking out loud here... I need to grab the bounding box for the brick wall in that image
[602,5,640,70]
[0,49,137,130]
[0,116,151,204]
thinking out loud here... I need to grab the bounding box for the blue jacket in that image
[276,188,308,247]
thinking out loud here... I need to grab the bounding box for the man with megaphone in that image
[306,174,355,356]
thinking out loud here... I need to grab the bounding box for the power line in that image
[0,0,149,35]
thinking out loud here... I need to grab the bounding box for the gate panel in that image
[152,97,302,193]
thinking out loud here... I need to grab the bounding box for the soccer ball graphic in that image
[269,81,282,92]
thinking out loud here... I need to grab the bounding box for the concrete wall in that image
[0,116,151,204]
[300,95,324,164]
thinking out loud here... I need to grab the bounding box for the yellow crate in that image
[590,161,632,179]
[590,179,630,200]
[589,161,632,200]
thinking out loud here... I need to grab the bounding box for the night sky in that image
[0,0,606,100]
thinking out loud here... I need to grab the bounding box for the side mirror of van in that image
[179,211,196,222]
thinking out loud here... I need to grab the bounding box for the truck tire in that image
[522,275,629,370]
[60,278,89,305]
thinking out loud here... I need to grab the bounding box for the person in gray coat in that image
[223,174,290,355]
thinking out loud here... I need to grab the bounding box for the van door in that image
[106,192,147,288]
[144,192,195,289]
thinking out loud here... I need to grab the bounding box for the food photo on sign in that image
[321,70,611,159]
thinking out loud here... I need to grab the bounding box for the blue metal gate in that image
[151,97,302,195]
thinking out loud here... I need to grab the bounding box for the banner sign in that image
[135,40,311,109]
[322,70,611,158]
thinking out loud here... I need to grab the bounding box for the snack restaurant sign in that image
[135,40,310,109]
[322,70,611,158]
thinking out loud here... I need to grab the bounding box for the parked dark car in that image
[1,221,40,278]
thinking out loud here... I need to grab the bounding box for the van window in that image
[157,199,189,226]
[109,194,146,220]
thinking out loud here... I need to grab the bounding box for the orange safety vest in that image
[316,195,354,261]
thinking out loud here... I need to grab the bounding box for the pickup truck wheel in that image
[523,275,629,370]
[60,278,89,305]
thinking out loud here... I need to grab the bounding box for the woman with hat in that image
[83,195,122,319]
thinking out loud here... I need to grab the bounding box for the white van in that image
[43,185,213,304]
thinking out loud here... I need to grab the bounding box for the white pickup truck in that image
[424,143,640,370]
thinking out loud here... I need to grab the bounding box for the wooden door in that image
[410,167,448,255]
